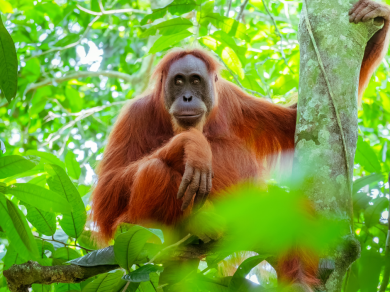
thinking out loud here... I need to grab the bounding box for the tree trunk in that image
[294,0,382,291]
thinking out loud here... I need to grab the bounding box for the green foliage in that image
[0,0,389,291]
[0,13,17,102]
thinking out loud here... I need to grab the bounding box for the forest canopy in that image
[0,0,390,291]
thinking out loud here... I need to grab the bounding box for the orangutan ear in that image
[215,74,218,82]
[161,74,163,83]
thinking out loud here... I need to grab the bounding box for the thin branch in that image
[34,235,94,252]
[76,4,147,16]
[216,55,267,99]
[261,0,294,73]
[147,234,192,264]
[41,101,127,146]
[3,261,119,292]
[236,0,249,21]
[225,0,232,17]
[25,16,101,61]
[24,70,135,95]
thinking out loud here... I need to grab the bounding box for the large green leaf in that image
[0,0,13,14]
[0,155,39,179]
[21,202,56,236]
[6,183,72,214]
[122,264,164,282]
[0,195,39,260]
[228,255,265,291]
[364,197,388,228]
[68,246,117,267]
[82,270,124,292]
[65,151,81,180]
[141,0,197,25]
[200,13,250,42]
[114,226,154,270]
[355,137,382,173]
[52,247,81,265]
[26,150,65,168]
[3,246,27,270]
[46,164,86,239]
[54,283,80,292]
[0,14,17,102]
[149,30,193,54]
[352,173,384,195]
[141,18,193,37]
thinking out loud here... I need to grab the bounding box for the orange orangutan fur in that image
[91,42,387,288]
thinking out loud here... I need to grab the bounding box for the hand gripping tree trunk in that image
[294,0,382,291]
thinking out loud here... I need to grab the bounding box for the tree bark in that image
[294,0,382,291]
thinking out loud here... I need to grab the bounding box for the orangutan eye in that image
[192,75,201,85]
[175,77,184,85]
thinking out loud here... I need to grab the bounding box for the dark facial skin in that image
[164,55,215,129]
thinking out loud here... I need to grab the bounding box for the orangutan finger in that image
[181,169,201,210]
[194,172,208,206]
[177,164,194,199]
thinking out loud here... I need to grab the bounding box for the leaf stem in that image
[147,234,192,264]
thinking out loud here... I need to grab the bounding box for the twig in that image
[3,261,119,292]
[379,172,390,292]
[261,0,294,73]
[25,16,101,61]
[34,235,94,252]
[41,101,127,146]
[76,4,147,16]
[225,0,232,17]
[24,71,134,96]
[147,234,192,264]
[236,0,249,21]
[216,55,267,99]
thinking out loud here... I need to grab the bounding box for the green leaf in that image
[122,264,164,282]
[141,18,193,37]
[52,247,81,265]
[141,0,197,25]
[0,0,13,13]
[54,283,80,292]
[114,226,154,270]
[6,183,72,214]
[149,30,193,54]
[3,246,27,270]
[68,246,117,267]
[200,13,250,41]
[78,230,98,250]
[22,58,40,83]
[21,202,56,236]
[29,87,52,116]
[364,197,388,228]
[0,14,17,102]
[229,255,265,291]
[54,34,79,47]
[353,173,384,195]
[0,196,39,260]
[82,270,124,292]
[355,137,382,173]
[65,86,83,112]
[0,155,38,179]
[200,35,244,78]
[26,150,65,168]
[353,192,372,213]
[46,164,86,239]
[35,238,55,255]
[65,151,81,180]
